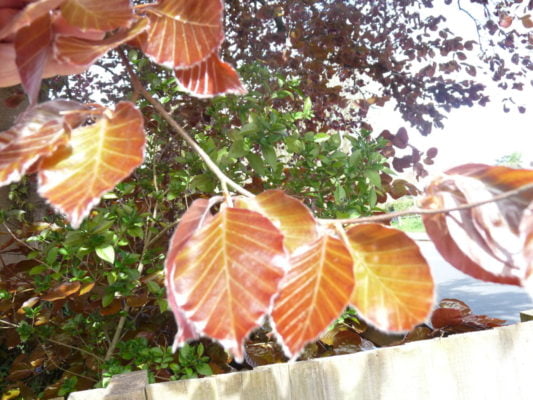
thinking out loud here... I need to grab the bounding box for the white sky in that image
[368,1,532,173]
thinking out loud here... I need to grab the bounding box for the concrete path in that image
[410,234,533,324]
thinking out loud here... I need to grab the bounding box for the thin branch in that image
[457,0,484,52]
[43,337,105,363]
[320,182,533,225]
[118,49,253,198]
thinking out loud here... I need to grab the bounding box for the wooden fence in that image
[67,311,533,400]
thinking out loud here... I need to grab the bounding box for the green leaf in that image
[96,245,115,264]
[368,189,377,208]
[262,146,278,169]
[46,247,59,265]
[349,150,362,165]
[29,265,47,275]
[314,133,330,143]
[147,281,160,294]
[247,153,266,175]
[334,185,346,203]
[196,363,213,376]
[303,97,312,115]
[102,293,114,308]
[365,170,382,188]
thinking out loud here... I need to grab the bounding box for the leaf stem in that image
[118,49,253,198]
[320,182,533,225]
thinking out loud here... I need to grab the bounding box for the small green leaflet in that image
[95,245,115,264]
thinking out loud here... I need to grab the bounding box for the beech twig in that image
[320,182,533,225]
[118,49,253,198]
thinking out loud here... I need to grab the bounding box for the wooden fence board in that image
[68,320,533,400]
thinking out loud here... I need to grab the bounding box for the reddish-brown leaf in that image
[54,17,148,66]
[0,0,64,40]
[272,234,354,357]
[141,0,224,68]
[392,127,408,149]
[166,207,287,361]
[14,13,52,103]
[499,13,513,28]
[38,101,145,228]
[235,190,319,252]
[347,224,434,331]
[0,100,86,186]
[42,281,81,301]
[60,0,134,32]
[431,298,505,331]
[165,197,221,349]
[421,164,533,286]
[174,52,247,98]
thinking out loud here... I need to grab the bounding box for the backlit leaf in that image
[347,224,434,331]
[141,0,224,68]
[41,281,81,301]
[272,234,354,357]
[174,52,247,98]
[165,197,221,349]
[421,164,533,286]
[0,100,86,187]
[0,0,64,40]
[95,244,115,264]
[60,0,133,32]
[14,14,52,103]
[38,101,145,228]
[235,190,319,252]
[54,17,148,66]
[167,207,287,361]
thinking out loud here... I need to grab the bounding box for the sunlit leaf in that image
[165,197,221,348]
[141,0,224,68]
[421,164,533,286]
[41,281,81,301]
[17,297,40,314]
[60,0,134,32]
[0,0,65,40]
[38,101,145,228]
[14,14,52,103]
[54,17,148,66]
[0,100,86,187]
[167,207,287,361]
[95,244,115,264]
[175,52,247,98]
[235,190,319,252]
[272,234,354,357]
[347,224,434,331]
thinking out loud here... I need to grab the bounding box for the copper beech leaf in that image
[347,224,434,331]
[0,100,86,186]
[0,0,65,40]
[14,13,52,103]
[60,0,134,32]
[141,0,224,69]
[41,281,81,301]
[431,298,505,331]
[37,101,145,228]
[165,197,221,349]
[272,234,354,357]
[166,207,287,361]
[421,164,533,287]
[54,17,148,66]
[174,52,247,98]
[235,190,319,252]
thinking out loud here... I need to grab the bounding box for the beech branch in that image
[119,50,253,198]
[320,182,533,225]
